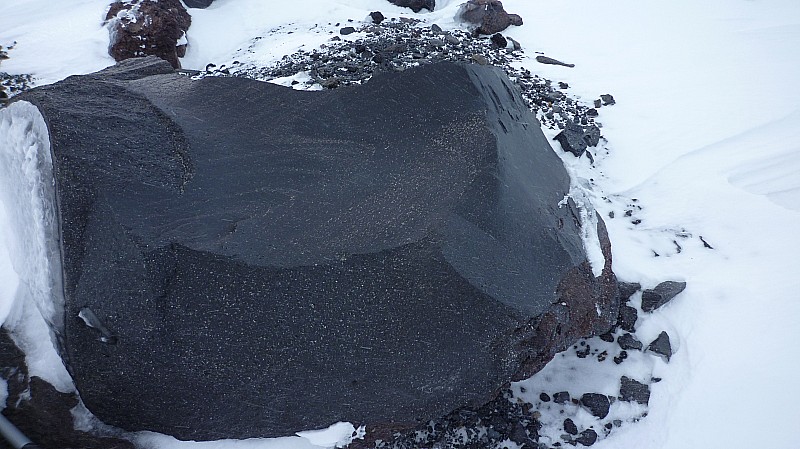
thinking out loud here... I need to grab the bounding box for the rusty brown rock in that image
[458,0,523,35]
[105,0,191,69]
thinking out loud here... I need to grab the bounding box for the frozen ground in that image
[1,0,800,448]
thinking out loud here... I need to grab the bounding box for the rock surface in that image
[641,280,686,312]
[105,0,191,68]
[619,376,650,405]
[648,331,673,361]
[18,57,617,440]
[459,0,523,35]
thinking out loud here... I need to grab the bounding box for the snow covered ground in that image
[2,0,800,448]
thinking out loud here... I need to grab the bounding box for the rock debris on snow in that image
[641,281,687,312]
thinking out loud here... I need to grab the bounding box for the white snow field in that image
[2,0,800,448]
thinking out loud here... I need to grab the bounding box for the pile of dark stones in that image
[0,43,33,104]
[197,15,614,162]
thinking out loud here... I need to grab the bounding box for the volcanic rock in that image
[648,331,673,361]
[580,393,610,419]
[619,376,650,404]
[554,391,571,404]
[389,0,435,13]
[105,0,191,69]
[563,418,578,435]
[16,57,618,440]
[459,0,523,35]
[641,281,686,312]
[600,94,616,105]
[553,122,601,157]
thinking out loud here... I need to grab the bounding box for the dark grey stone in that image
[617,282,640,302]
[617,333,642,351]
[582,125,601,147]
[580,393,610,419]
[648,331,673,361]
[641,281,686,312]
[553,122,588,157]
[459,0,522,34]
[563,418,578,435]
[619,376,650,405]
[491,33,508,48]
[370,11,385,24]
[340,26,356,35]
[617,304,638,332]
[554,391,571,404]
[600,94,615,105]
[18,58,618,440]
[576,428,598,446]
[535,55,575,68]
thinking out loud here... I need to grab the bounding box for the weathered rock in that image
[553,122,588,157]
[491,33,508,49]
[576,428,598,446]
[563,418,578,435]
[535,55,575,68]
[619,376,650,404]
[17,57,617,440]
[617,281,641,302]
[617,333,643,351]
[458,0,523,35]
[617,304,638,332]
[648,331,673,361]
[641,281,686,312]
[389,0,435,13]
[340,26,356,35]
[600,94,616,105]
[580,393,610,419]
[105,0,191,69]
[370,11,386,24]
[539,392,551,402]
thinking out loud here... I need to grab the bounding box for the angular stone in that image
[17,58,618,440]
[617,281,640,302]
[648,331,673,361]
[617,333,643,351]
[535,55,575,68]
[554,391,571,404]
[580,393,610,419]
[619,376,650,404]
[617,304,638,332]
[554,122,588,157]
[576,428,598,446]
[641,281,686,312]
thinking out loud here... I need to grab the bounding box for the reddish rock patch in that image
[105,0,190,69]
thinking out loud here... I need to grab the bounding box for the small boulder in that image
[539,392,551,402]
[583,125,601,147]
[563,418,578,435]
[576,428,598,446]
[580,393,610,419]
[105,0,191,69]
[553,391,571,404]
[617,333,642,351]
[490,33,508,49]
[619,376,650,404]
[370,11,385,24]
[641,281,686,312]
[648,331,673,361]
[389,0,435,13]
[616,304,638,332]
[340,26,356,35]
[600,94,616,105]
[458,0,522,35]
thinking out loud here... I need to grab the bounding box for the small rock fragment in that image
[576,428,598,446]
[616,304,638,332]
[389,0,435,13]
[641,281,686,312]
[553,391,571,404]
[600,94,616,105]
[458,0,523,34]
[340,26,356,35]
[540,392,551,402]
[617,333,643,351]
[563,418,578,435]
[535,55,575,68]
[580,393,610,419]
[647,331,673,361]
[370,11,385,24]
[490,33,508,48]
[619,376,650,404]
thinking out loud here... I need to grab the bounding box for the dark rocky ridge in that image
[18,57,618,440]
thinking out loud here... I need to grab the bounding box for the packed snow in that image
[1,0,799,448]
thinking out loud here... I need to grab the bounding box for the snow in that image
[2,0,800,448]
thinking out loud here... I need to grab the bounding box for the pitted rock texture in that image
[105,0,191,68]
[18,56,617,440]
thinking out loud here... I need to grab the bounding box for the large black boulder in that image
[17,57,617,440]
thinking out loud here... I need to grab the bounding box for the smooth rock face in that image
[19,57,617,440]
[105,0,190,68]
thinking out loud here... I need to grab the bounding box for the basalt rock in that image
[16,57,617,440]
[459,0,523,35]
[105,0,191,69]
